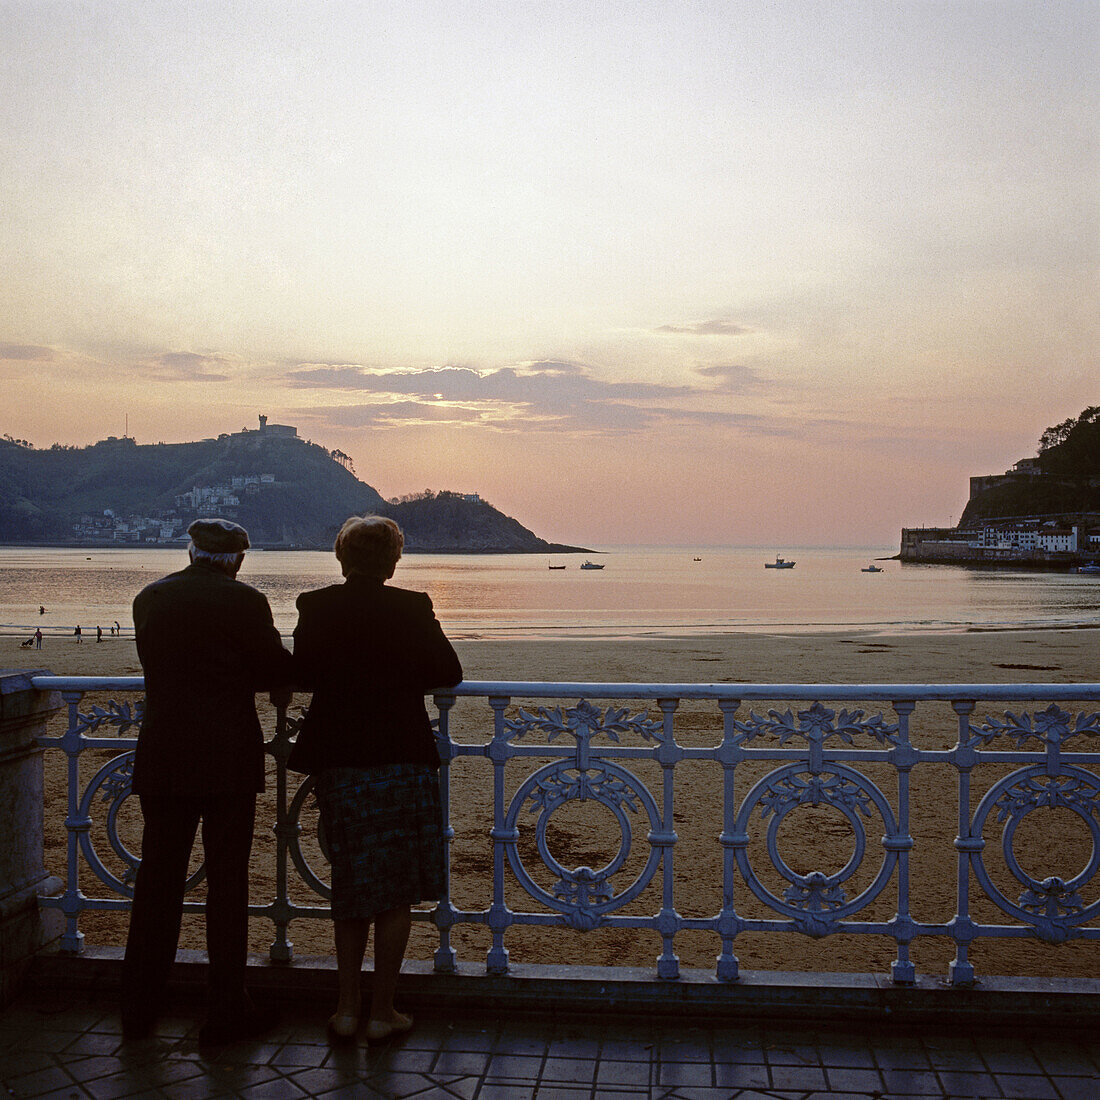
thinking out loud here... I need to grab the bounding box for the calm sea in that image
[3,545,1100,642]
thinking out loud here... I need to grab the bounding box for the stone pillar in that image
[0,671,63,1005]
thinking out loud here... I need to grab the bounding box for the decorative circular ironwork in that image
[733,762,900,934]
[77,751,204,898]
[969,764,1100,941]
[502,761,664,929]
[285,776,332,900]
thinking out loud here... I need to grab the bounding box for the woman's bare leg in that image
[333,918,370,1018]
[368,906,412,1024]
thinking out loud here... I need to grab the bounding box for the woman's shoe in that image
[326,1013,360,1042]
[365,1012,413,1043]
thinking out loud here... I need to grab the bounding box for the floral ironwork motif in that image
[526,768,641,816]
[733,701,898,746]
[971,705,1100,749]
[505,699,663,744]
[993,773,1100,823]
[73,698,145,737]
[758,771,874,819]
[98,755,135,807]
[1018,877,1086,920]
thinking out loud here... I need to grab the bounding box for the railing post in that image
[949,699,979,985]
[888,699,917,984]
[486,695,513,975]
[432,691,458,973]
[653,697,681,980]
[716,697,742,982]
[0,670,64,1005]
[268,701,295,963]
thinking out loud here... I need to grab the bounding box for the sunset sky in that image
[2,2,1096,547]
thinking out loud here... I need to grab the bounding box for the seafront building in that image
[900,520,1099,564]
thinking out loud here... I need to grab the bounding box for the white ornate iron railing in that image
[31,675,1100,987]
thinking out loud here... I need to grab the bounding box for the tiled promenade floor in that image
[3,987,1100,1099]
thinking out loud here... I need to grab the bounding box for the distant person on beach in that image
[114,620,120,635]
[39,605,45,615]
[96,625,102,643]
[34,628,42,649]
[73,624,81,643]
[288,515,462,1044]
[121,518,293,1045]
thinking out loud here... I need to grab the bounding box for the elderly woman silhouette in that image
[288,515,462,1042]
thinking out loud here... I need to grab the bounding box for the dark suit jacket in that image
[287,575,463,775]
[132,561,294,797]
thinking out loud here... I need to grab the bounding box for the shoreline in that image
[9,624,1100,687]
[6,620,1100,642]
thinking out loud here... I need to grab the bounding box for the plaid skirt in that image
[314,763,446,921]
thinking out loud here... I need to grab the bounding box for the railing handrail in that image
[30,673,1100,702]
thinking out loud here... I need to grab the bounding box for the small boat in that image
[693,557,702,562]
[548,559,566,570]
[580,560,605,570]
[764,555,795,569]
[1076,562,1100,574]
[861,564,883,573]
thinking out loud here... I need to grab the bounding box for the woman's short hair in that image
[334,515,404,578]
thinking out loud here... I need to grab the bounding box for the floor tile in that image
[712,1061,770,1089]
[764,1043,822,1066]
[236,1078,309,1099]
[655,1060,712,1087]
[991,1073,1060,1099]
[5,1065,80,1098]
[824,1065,887,1091]
[595,1058,651,1087]
[483,1053,544,1079]
[817,1044,877,1068]
[879,1067,945,1094]
[875,1047,934,1070]
[600,1037,655,1060]
[768,1064,828,1090]
[657,1038,711,1063]
[540,1056,597,1084]
[926,1046,990,1072]
[480,1087,535,1100]
[430,1050,491,1075]
[58,1036,122,1058]
[935,1069,1000,1097]
[266,1043,331,1067]
[1052,1076,1100,1100]
[981,1049,1045,1074]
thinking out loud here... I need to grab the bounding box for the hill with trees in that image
[960,405,1100,526]
[0,426,587,553]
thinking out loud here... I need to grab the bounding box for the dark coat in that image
[132,561,294,796]
[287,575,463,775]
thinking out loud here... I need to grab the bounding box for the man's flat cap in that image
[188,518,250,553]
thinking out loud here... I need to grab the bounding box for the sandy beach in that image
[9,626,1100,981]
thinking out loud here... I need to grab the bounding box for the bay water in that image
[3,545,1100,642]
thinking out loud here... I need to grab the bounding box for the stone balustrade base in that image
[27,945,1100,1030]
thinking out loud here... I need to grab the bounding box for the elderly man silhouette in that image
[121,518,293,1044]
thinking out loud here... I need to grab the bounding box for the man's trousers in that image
[121,792,257,1027]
